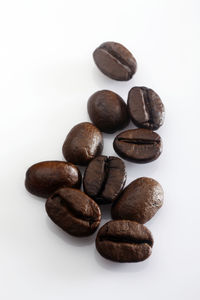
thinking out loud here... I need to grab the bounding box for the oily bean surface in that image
[96,220,153,262]
[88,90,129,133]
[127,86,165,130]
[46,188,101,237]
[83,156,126,204]
[93,41,137,81]
[62,122,103,166]
[25,161,82,198]
[112,177,164,224]
[113,128,162,163]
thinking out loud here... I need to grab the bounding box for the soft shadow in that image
[94,248,151,273]
[123,158,162,185]
[76,165,86,191]
[122,121,138,131]
[46,217,95,247]
[77,165,86,175]
[146,206,164,228]
[99,203,112,221]
[102,122,137,142]
[91,66,136,93]
[91,66,112,87]
[24,189,45,203]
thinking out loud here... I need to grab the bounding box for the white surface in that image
[1,0,200,299]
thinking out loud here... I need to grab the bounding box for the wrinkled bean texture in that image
[127,86,165,130]
[96,220,153,262]
[87,90,129,133]
[25,161,82,198]
[83,156,126,204]
[113,129,162,163]
[112,177,164,224]
[93,42,137,81]
[46,188,101,237]
[62,122,103,166]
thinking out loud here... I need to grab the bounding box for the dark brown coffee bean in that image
[112,177,164,224]
[62,122,103,166]
[96,220,153,262]
[127,87,165,130]
[87,90,129,133]
[93,42,137,81]
[113,129,162,163]
[25,161,82,198]
[46,188,101,237]
[83,156,126,204]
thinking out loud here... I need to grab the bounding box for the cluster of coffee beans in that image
[25,42,165,263]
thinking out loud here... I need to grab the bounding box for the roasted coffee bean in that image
[96,220,153,262]
[93,42,137,81]
[127,86,165,130]
[25,161,82,198]
[112,177,164,224]
[46,188,101,237]
[62,122,103,166]
[113,128,162,163]
[83,156,126,204]
[87,90,129,133]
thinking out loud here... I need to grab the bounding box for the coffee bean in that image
[87,90,129,133]
[96,220,153,262]
[93,42,137,81]
[112,177,164,224]
[25,161,82,198]
[62,122,103,166]
[127,87,165,130]
[83,156,126,204]
[46,188,101,237]
[113,128,162,163]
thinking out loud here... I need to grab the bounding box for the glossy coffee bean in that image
[46,188,101,237]
[87,90,129,133]
[62,122,103,166]
[127,86,165,130]
[93,42,137,81]
[25,161,82,198]
[112,177,164,224]
[96,220,153,262]
[113,128,162,163]
[83,156,126,204]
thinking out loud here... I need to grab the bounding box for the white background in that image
[1,0,200,299]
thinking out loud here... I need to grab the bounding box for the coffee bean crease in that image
[117,137,160,145]
[54,195,98,226]
[99,45,133,75]
[83,156,126,204]
[96,220,153,262]
[46,188,101,236]
[99,235,153,246]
